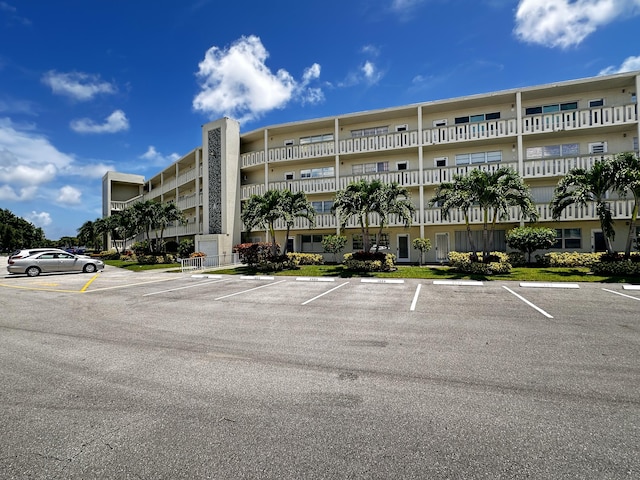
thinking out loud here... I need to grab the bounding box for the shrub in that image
[98,250,120,260]
[343,251,396,272]
[322,235,347,263]
[507,252,527,267]
[164,240,179,253]
[234,242,280,267]
[137,255,158,265]
[190,251,206,258]
[412,237,432,265]
[131,241,150,256]
[448,251,512,275]
[536,252,602,268]
[287,252,324,265]
[506,226,557,264]
[178,239,195,258]
[591,259,640,276]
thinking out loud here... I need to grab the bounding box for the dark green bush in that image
[343,251,396,272]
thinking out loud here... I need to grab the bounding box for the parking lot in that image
[1,259,639,478]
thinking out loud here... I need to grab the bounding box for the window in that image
[434,157,448,167]
[526,143,579,159]
[351,126,389,137]
[299,133,333,145]
[455,230,506,252]
[525,102,578,115]
[310,200,334,214]
[301,234,326,253]
[554,228,581,249]
[352,233,389,251]
[455,112,500,124]
[455,151,502,165]
[300,166,334,178]
[588,142,607,154]
[352,162,389,174]
[589,99,604,108]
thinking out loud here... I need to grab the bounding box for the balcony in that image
[339,169,421,189]
[110,195,143,211]
[339,130,419,154]
[176,193,202,210]
[269,177,336,195]
[522,104,637,134]
[522,154,612,179]
[423,119,517,146]
[423,161,518,185]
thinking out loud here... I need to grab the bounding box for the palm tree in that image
[332,179,385,253]
[430,175,477,253]
[77,220,100,251]
[153,202,186,253]
[94,216,121,254]
[131,200,159,247]
[430,167,537,260]
[612,152,640,257]
[551,159,616,255]
[279,190,315,255]
[241,190,286,257]
[374,182,416,252]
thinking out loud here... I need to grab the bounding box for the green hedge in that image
[344,252,396,272]
[536,252,603,268]
[286,252,324,265]
[448,251,512,275]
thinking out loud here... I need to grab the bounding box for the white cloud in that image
[193,35,323,124]
[42,70,116,101]
[26,210,52,227]
[140,145,180,166]
[0,185,37,201]
[70,109,129,134]
[56,185,82,205]
[599,55,640,75]
[0,118,106,203]
[514,0,640,49]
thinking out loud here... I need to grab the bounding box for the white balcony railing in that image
[423,162,518,185]
[522,104,637,134]
[423,119,517,145]
[110,195,143,211]
[269,177,337,195]
[522,154,613,179]
[339,130,419,154]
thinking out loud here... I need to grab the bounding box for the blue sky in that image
[1,0,639,240]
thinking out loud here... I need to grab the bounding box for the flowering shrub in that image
[287,252,324,265]
[448,251,512,275]
[591,259,640,276]
[536,252,602,268]
[343,251,396,272]
[189,251,206,258]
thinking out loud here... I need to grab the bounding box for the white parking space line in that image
[214,279,287,300]
[433,280,483,286]
[602,288,640,302]
[361,278,405,284]
[520,282,579,289]
[410,284,422,311]
[301,282,349,305]
[296,277,336,282]
[143,278,228,296]
[502,286,553,319]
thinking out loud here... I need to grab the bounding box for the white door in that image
[435,233,449,262]
[397,234,410,262]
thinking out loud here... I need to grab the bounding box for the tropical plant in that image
[322,234,347,263]
[431,167,537,260]
[241,190,286,257]
[94,215,122,254]
[0,208,46,252]
[412,237,432,266]
[279,190,315,255]
[611,152,640,258]
[551,159,616,254]
[506,226,557,264]
[77,220,101,251]
[153,202,186,253]
[332,179,414,253]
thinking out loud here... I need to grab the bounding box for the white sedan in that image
[7,251,104,277]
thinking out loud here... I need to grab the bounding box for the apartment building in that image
[103,70,640,263]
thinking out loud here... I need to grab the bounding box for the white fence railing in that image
[180,253,241,273]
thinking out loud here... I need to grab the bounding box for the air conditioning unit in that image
[434,157,448,167]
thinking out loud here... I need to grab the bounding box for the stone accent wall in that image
[208,128,222,234]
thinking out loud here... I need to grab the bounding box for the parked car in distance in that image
[7,251,105,277]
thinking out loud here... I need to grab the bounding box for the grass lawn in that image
[209,264,640,284]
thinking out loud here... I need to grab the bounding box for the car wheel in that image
[83,263,97,273]
[26,266,41,277]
